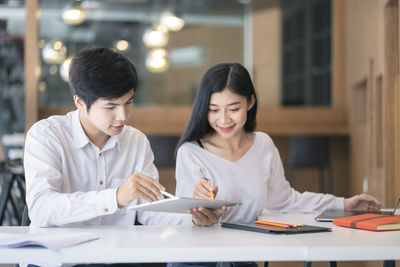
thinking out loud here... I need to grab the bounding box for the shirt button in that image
[99,180,103,185]
[99,153,102,157]
[104,208,109,212]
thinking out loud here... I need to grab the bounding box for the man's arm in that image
[24,125,118,226]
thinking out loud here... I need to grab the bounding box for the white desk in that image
[0,213,399,266]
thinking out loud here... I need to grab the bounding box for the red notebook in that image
[333,213,400,231]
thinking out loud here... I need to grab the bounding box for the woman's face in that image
[207,88,254,139]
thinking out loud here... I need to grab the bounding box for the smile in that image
[219,125,235,133]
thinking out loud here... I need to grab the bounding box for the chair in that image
[147,135,180,168]
[147,135,180,194]
[286,136,335,267]
[0,159,26,225]
[21,204,30,226]
[286,136,332,194]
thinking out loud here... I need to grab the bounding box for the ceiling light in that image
[115,40,129,52]
[160,11,185,31]
[143,27,169,47]
[38,81,47,92]
[62,6,85,25]
[49,65,58,75]
[60,56,73,82]
[42,41,67,64]
[146,48,169,72]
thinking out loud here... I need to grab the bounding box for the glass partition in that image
[37,0,246,108]
[0,1,25,136]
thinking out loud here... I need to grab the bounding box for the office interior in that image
[0,0,399,266]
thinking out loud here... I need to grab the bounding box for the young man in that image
[24,48,224,227]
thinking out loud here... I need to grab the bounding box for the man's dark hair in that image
[68,47,138,111]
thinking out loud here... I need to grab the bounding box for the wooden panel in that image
[158,168,176,194]
[332,0,347,111]
[384,0,400,207]
[256,108,348,135]
[24,0,39,132]
[39,106,348,136]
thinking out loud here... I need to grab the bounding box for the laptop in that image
[314,210,392,222]
[315,195,400,222]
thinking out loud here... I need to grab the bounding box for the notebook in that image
[221,222,331,234]
[0,232,99,250]
[333,213,400,231]
[314,210,393,222]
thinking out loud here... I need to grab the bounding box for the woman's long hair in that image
[176,63,258,149]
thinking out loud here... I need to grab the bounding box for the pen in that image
[255,221,289,228]
[255,220,303,228]
[160,190,175,199]
[204,178,214,199]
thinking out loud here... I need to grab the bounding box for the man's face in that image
[75,89,134,138]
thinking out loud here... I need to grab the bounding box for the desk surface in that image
[0,213,399,265]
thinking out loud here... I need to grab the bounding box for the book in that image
[0,232,99,250]
[127,197,241,213]
[221,222,331,234]
[333,213,400,231]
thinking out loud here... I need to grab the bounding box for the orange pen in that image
[255,220,289,228]
[255,220,303,228]
[257,219,303,227]
[209,181,215,199]
[205,178,214,199]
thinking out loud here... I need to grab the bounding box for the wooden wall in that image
[346,0,400,207]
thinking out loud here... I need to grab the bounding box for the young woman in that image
[175,62,381,225]
[169,63,381,267]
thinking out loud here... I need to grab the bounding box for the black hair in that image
[68,47,138,111]
[177,62,258,149]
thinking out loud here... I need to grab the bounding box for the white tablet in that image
[127,197,241,213]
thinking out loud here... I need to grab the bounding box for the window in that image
[282,0,331,106]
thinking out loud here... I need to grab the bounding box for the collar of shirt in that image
[71,109,122,152]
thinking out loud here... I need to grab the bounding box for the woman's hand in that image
[193,179,218,199]
[191,179,225,226]
[344,194,382,211]
[190,206,227,226]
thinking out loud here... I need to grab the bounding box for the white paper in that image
[0,232,99,251]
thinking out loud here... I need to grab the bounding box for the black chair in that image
[21,204,30,226]
[286,136,335,267]
[286,136,332,194]
[0,159,26,225]
[147,135,180,168]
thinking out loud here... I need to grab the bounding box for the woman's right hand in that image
[193,179,218,199]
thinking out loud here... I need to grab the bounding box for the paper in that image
[0,232,99,250]
[127,197,241,213]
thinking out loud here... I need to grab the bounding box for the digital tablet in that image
[127,197,241,213]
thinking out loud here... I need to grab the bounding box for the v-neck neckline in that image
[193,132,258,164]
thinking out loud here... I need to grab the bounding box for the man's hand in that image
[190,206,227,226]
[116,172,165,208]
[344,193,382,211]
[194,179,218,199]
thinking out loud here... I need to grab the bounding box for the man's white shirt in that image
[24,109,190,227]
